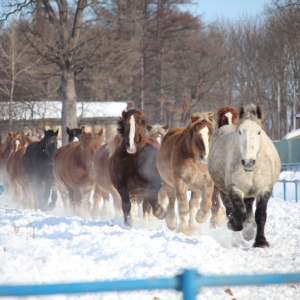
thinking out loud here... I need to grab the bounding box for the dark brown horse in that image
[210,105,239,227]
[109,109,166,226]
[66,126,85,142]
[6,133,39,208]
[53,129,103,218]
[157,112,216,235]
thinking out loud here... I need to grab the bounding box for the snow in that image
[0,101,130,120]
[0,171,300,300]
[283,129,300,140]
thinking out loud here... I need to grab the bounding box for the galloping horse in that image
[211,105,239,227]
[66,126,84,142]
[157,112,215,235]
[6,133,39,208]
[208,104,281,248]
[23,129,59,211]
[109,109,166,226]
[53,129,103,218]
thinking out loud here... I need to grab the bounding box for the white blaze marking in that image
[200,126,209,159]
[156,135,162,145]
[74,137,79,142]
[225,112,233,124]
[15,139,20,151]
[128,115,136,153]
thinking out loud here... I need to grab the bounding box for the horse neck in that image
[178,127,201,157]
[78,138,95,163]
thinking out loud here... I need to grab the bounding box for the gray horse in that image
[208,104,280,248]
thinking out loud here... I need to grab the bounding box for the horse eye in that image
[258,131,261,135]
[239,130,241,135]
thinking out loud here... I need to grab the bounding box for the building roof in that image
[0,101,134,121]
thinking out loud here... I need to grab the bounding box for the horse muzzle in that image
[199,154,208,165]
[241,159,255,172]
[126,142,138,154]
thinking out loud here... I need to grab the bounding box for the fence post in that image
[295,180,299,203]
[283,180,287,201]
[180,269,198,300]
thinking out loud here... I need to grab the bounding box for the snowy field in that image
[0,172,300,300]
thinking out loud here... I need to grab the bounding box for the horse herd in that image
[0,103,281,248]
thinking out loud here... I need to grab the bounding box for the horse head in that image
[189,112,215,164]
[118,108,146,154]
[237,104,263,172]
[217,106,239,128]
[81,128,103,155]
[44,129,59,159]
[146,122,170,145]
[66,126,84,143]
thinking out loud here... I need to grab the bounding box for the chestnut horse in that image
[109,109,166,226]
[211,105,239,227]
[6,133,39,208]
[53,129,103,218]
[208,104,281,247]
[23,130,59,211]
[157,112,215,235]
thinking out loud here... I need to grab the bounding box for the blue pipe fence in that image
[1,270,300,300]
[274,180,299,202]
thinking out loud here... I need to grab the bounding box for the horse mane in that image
[190,112,215,131]
[217,106,239,128]
[117,108,145,137]
[108,134,122,158]
[147,124,168,136]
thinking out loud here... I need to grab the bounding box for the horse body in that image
[208,104,281,247]
[53,129,103,218]
[109,109,165,226]
[157,112,215,235]
[23,130,59,211]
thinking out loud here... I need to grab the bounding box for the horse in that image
[109,108,166,226]
[210,105,239,227]
[52,129,103,218]
[6,133,38,208]
[66,126,84,142]
[208,104,281,248]
[23,129,59,211]
[130,122,170,220]
[157,112,215,235]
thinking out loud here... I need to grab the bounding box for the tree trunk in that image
[61,70,77,145]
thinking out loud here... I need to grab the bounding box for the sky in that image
[184,0,269,22]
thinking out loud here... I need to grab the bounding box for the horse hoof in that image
[195,209,210,223]
[90,209,101,221]
[253,239,269,248]
[153,204,166,220]
[227,219,243,231]
[48,202,56,211]
[210,218,221,229]
[242,221,257,241]
[176,225,192,236]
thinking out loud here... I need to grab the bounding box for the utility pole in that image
[293,83,296,131]
[278,81,281,140]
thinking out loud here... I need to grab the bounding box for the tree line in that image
[0,0,299,142]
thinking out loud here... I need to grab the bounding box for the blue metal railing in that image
[281,163,300,171]
[275,180,299,202]
[1,270,300,300]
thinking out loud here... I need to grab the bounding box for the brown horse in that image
[157,112,216,235]
[109,109,166,226]
[53,129,103,218]
[210,105,239,227]
[6,133,39,208]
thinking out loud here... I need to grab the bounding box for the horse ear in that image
[121,110,127,118]
[163,122,170,131]
[208,113,214,124]
[190,114,198,123]
[66,127,70,135]
[54,129,59,136]
[82,129,88,138]
[239,104,245,119]
[98,128,104,137]
[256,104,263,120]
[81,126,85,130]
[145,123,152,132]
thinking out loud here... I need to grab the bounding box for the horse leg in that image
[242,197,257,241]
[165,184,177,230]
[210,186,226,228]
[130,196,138,221]
[158,183,168,211]
[12,179,22,205]
[189,190,201,232]
[48,181,58,211]
[142,199,152,223]
[66,186,76,216]
[111,186,122,220]
[196,180,214,224]
[73,187,84,219]
[147,177,165,220]
[175,180,192,235]
[30,179,42,211]
[116,184,132,226]
[253,191,272,248]
[58,183,69,213]
[82,190,92,218]
[100,191,111,222]
[91,185,102,221]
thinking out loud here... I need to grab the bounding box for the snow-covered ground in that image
[0,172,300,300]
